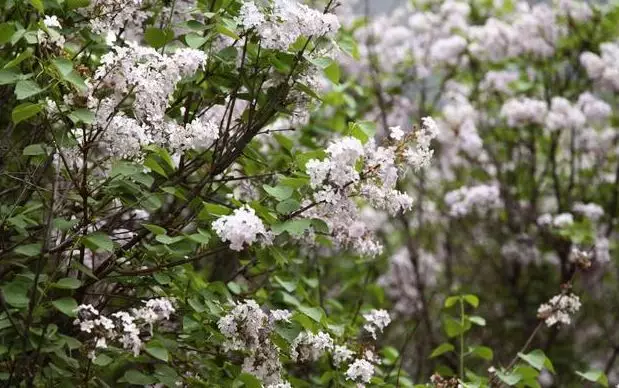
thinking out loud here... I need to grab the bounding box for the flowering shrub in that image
[0,0,618,387]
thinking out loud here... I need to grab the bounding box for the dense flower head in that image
[537,293,581,327]
[237,0,340,50]
[444,184,502,217]
[212,205,268,251]
[333,345,354,367]
[80,0,147,36]
[545,97,586,132]
[74,298,175,359]
[290,331,334,362]
[580,41,619,91]
[345,358,375,385]
[362,309,391,339]
[500,97,548,127]
[573,202,604,221]
[217,300,291,384]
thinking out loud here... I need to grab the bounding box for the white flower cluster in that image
[405,117,440,171]
[80,0,148,35]
[581,41,619,91]
[439,96,483,157]
[500,98,548,128]
[545,97,586,132]
[362,309,391,340]
[345,358,375,386]
[290,331,334,362]
[332,345,354,367]
[43,15,61,28]
[500,92,606,132]
[94,43,207,125]
[444,184,502,217]
[577,92,612,123]
[212,205,269,251]
[479,70,520,96]
[469,2,571,61]
[537,293,581,327]
[66,42,212,160]
[536,212,575,229]
[217,300,291,385]
[302,118,438,256]
[573,202,604,221]
[74,298,175,359]
[38,15,64,48]
[552,213,574,228]
[429,35,468,66]
[237,0,340,50]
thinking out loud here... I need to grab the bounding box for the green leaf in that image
[576,369,608,387]
[155,234,185,245]
[235,372,262,388]
[347,121,376,144]
[0,23,15,45]
[185,33,207,48]
[518,349,555,373]
[0,69,22,85]
[338,34,360,60]
[145,27,174,48]
[52,297,78,317]
[5,48,34,68]
[274,276,297,293]
[443,317,469,338]
[12,103,41,125]
[216,23,240,40]
[145,343,169,362]
[120,370,157,385]
[23,144,46,156]
[71,261,98,280]
[53,278,82,290]
[311,219,330,234]
[15,80,42,100]
[143,223,166,235]
[468,316,486,326]
[470,346,493,360]
[68,109,94,124]
[324,61,340,84]
[53,58,73,77]
[188,230,210,244]
[14,243,42,256]
[93,354,113,366]
[463,294,479,308]
[274,134,294,153]
[496,370,522,386]
[2,282,29,308]
[430,342,455,358]
[63,71,87,91]
[271,219,312,237]
[263,184,293,201]
[444,296,460,308]
[199,202,232,219]
[66,0,90,10]
[53,59,89,92]
[227,281,242,295]
[83,232,114,252]
[276,198,300,215]
[30,0,44,12]
[298,305,324,323]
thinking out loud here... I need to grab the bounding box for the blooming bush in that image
[0,0,617,387]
